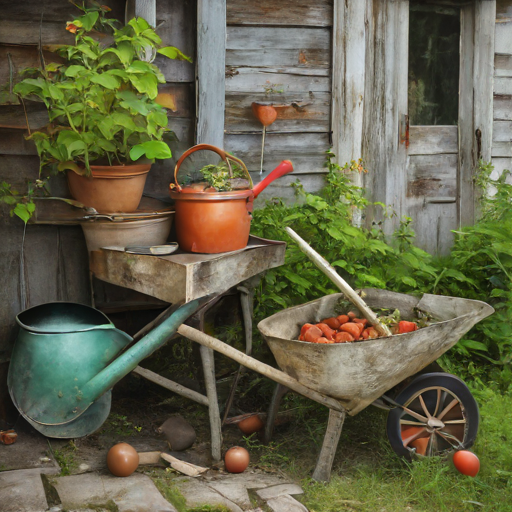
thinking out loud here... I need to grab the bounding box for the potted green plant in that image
[7,3,191,215]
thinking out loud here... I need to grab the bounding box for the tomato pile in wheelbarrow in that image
[258,228,494,460]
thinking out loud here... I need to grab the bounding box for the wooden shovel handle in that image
[285,227,392,337]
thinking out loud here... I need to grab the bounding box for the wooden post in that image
[459,1,496,228]
[196,0,226,148]
[331,0,366,179]
[362,0,409,234]
[126,0,156,27]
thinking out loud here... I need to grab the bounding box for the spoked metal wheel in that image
[386,373,479,459]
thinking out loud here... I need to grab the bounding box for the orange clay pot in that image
[67,163,151,213]
[170,144,293,254]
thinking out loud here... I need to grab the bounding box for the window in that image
[408,3,460,125]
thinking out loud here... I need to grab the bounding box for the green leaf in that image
[65,65,87,77]
[326,226,344,241]
[281,270,312,290]
[103,43,134,66]
[79,11,99,31]
[268,293,287,309]
[77,44,98,60]
[128,17,150,35]
[98,117,115,139]
[112,113,137,131]
[141,28,162,45]
[58,161,84,174]
[400,276,417,287]
[148,110,168,128]
[97,139,117,152]
[67,103,84,114]
[129,141,172,160]
[306,195,328,210]
[357,274,386,288]
[157,46,192,63]
[117,90,149,115]
[48,84,65,101]
[91,73,121,90]
[13,203,34,223]
[127,60,154,73]
[341,225,362,237]
[458,339,489,352]
[128,73,158,99]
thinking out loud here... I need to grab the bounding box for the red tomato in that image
[107,443,139,477]
[453,450,480,477]
[224,446,250,473]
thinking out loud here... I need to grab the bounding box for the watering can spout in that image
[81,296,212,405]
[8,295,215,433]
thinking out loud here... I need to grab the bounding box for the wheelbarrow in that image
[257,289,493,467]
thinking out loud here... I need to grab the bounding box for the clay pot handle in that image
[172,144,252,192]
[173,144,228,192]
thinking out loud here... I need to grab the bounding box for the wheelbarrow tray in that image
[258,289,494,415]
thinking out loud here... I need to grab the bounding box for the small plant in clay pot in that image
[1,3,191,217]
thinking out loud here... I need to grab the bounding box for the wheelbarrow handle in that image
[284,227,392,337]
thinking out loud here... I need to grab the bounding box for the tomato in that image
[453,450,480,477]
[224,446,250,473]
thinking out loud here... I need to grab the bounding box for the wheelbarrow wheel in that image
[386,372,479,459]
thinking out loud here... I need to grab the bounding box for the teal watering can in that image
[7,297,210,438]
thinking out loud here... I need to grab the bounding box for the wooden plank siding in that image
[225,0,333,200]
[226,0,333,27]
[493,12,512,179]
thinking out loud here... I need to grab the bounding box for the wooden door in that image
[405,3,461,255]
[363,0,495,255]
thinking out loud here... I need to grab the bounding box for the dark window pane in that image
[408,4,460,125]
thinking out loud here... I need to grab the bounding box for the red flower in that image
[66,22,78,33]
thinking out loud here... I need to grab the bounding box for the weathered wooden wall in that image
[0,0,196,413]
[492,0,512,182]
[225,0,333,203]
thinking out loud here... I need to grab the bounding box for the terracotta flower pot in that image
[67,163,151,213]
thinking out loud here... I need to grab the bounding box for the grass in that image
[291,389,512,511]
[50,440,78,476]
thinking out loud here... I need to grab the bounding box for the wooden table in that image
[89,237,286,462]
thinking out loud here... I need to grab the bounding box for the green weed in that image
[51,441,77,476]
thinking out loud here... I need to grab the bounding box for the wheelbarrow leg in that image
[264,383,289,444]
[312,408,346,482]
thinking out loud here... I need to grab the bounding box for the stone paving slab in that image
[174,477,243,512]
[204,472,289,509]
[255,482,304,500]
[0,469,49,512]
[266,494,309,512]
[53,472,176,512]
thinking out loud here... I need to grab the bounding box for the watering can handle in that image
[172,144,248,192]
